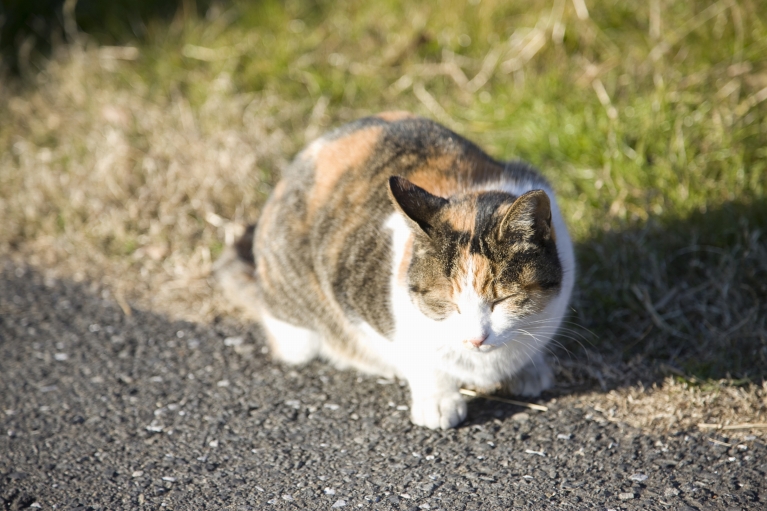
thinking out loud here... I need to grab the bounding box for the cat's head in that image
[388,175,563,352]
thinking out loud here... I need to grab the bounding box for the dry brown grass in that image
[0,43,301,320]
[564,378,767,440]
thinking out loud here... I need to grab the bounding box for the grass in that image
[0,0,765,433]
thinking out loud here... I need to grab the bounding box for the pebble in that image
[420,482,437,492]
[512,412,530,422]
[664,487,680,497]
[234,344,254,355]
[132,471,144,478]
[629,473,648,482]
[618,492,635,500]
[324,488,336,495]
[332,500,347,508]
[224,336,244,347]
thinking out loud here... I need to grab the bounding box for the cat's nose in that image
[464,334,489,348]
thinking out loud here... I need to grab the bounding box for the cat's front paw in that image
[503,353,554,397]
[410,392,467,430]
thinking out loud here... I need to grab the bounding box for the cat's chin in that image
[462,343,498,354]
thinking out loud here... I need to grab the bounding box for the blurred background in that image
[0,0,765,423]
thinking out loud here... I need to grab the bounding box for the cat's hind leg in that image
[214,224,320,365]
[260,311,321,365]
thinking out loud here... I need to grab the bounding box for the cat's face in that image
[389,176,563,352]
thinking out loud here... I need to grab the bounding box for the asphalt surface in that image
[1,259,765,510]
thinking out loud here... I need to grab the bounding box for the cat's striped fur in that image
[216,113,575,429]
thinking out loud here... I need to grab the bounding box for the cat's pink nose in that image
[465,335,488,348]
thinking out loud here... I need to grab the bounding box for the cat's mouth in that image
[462,343,497,353]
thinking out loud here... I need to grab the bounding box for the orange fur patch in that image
[408,154,461,197]
[439,200,476,232]
[408,152,505,198]
[308,126,383,217]
[470,253,493,296]
[397,234,414,286]
[376,111,416,122]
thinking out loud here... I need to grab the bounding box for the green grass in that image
[1,0,765,383]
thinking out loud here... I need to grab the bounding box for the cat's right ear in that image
[387,176,448,236]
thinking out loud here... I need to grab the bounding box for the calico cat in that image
[215,112,575,429]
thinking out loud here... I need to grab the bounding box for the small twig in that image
[736,85,767,116]
[413,82,461,131]
[698,422,767,431]
[592,79,618,120]
[648,1,728,61]
[631,285,690,340]
[501,29,546,74]
[466,45,504,92]
[459,388,548,412]
[114,289,132,317]
[412,61,470,90]
[572,0,590,20]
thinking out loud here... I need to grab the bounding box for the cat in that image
[215,111,575,429]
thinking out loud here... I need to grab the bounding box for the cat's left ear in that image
[387,176,448,236]
[498,189,553,243]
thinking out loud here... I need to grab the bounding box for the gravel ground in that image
[1,259,765,511]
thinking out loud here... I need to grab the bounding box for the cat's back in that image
[282,111,548,221]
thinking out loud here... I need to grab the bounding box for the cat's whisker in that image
[525,319,599,342]
[519,328,588,353]
[517,331,585,362]
[514,320,595,351]
[516,329,563,367]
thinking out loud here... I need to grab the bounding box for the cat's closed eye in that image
[490,295,515,310]
[422,296,458,318]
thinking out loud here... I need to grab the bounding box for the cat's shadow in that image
[541,196,766,396]
[453,195,767,430]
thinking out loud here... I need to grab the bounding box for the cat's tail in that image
[212,224,262,318]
